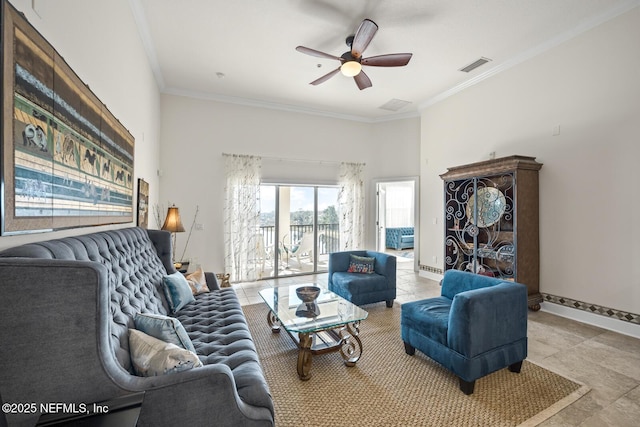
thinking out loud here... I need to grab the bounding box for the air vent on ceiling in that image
[459,57,492,73]
[379,98,412,112]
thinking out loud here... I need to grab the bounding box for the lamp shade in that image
[161,206,185,232]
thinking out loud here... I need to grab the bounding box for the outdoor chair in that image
[290,233,314,266]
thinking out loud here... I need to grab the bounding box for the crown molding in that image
[128,0,165,90]
[419,0,640,110]
[130,0,640,123]
[162,86,419,123]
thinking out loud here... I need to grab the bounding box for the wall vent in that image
[459,57,492,73]
[379,98,412,112]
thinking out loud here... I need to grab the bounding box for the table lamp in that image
[161,204,185,269]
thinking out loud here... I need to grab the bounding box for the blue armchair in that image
[401,270,528,394]
[328,250,397,307]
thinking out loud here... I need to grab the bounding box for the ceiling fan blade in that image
[310,67,341,85]
[351,19,378,59]
[296,46,343,62]
[353,70,372,90]
[362,53,413,67]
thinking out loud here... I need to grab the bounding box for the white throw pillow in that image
[128,329,202,376]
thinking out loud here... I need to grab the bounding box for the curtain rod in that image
[223,153,365,166]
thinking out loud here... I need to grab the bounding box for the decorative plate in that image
[466,187,506,227]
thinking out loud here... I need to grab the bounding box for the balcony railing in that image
[259,223,339,255]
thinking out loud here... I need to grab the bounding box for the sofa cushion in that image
[134,312,196,353]
[163,272,195,313]
[332,271,388,293]
[175,288,273,411]
[401,297,452,346]
[128,329,202,377]
[347,254,375,274]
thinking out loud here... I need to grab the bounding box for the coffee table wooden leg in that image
[297,333,313,380]
[339,321,363,367]
[267,310,281,333]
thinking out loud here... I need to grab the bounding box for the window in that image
[258,185,339,278]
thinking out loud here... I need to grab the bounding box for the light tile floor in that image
[233,262,640,426]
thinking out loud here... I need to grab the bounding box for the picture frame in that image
[1,0,134,235]
[137,179,149,229]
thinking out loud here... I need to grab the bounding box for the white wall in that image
[420,8,640,318]
[159,94,420,272]
[0,0,161,250]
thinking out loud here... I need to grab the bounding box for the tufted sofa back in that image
[0,227,171,373]
[387,227,414,236]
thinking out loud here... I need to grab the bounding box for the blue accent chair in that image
[328,250,397,308]
[401,270,528,394]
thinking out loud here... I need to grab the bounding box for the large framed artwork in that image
[137,179,149,229]
[1,0,134,235]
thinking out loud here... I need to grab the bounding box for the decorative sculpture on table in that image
[295,286,321,318]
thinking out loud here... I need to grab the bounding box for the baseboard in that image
[541,302,640,339]
[418,270,443,282]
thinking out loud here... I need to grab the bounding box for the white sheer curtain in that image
[338,162,365,250]
[223,154,261,282]
[386,183,414,227]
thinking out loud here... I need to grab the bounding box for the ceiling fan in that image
[296,18,413,90]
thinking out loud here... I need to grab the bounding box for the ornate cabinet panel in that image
[440,156,543,310]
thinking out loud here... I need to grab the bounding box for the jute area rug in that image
[243,302,590,427]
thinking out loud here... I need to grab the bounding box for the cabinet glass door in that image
[444,173,515,279]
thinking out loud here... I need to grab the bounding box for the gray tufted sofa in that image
[0,227,274,427]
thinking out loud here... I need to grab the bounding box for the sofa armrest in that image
[385,228,400,249]
[366,251,396,285]
[328,251,351,282]
[447,282,527,357]
[120,363,273,426]
[205,272,221,290]
[0,259,130,426]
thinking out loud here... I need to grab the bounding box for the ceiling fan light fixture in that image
[340,61,361,77]
[297,18,411,88]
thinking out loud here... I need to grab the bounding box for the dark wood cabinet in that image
[440,155,543,310]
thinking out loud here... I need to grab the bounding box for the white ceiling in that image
[132,0,639,122]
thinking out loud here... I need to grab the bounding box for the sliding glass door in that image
[258,184,338,278]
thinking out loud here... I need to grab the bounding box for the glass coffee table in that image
[258,283,368,380]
